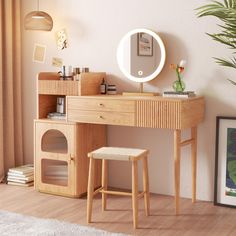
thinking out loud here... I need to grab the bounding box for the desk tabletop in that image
[67,94,204,102]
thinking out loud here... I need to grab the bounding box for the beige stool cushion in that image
[88,147,149,161]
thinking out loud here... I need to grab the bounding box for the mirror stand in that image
[140,82,143,93]
[122,82,158,96]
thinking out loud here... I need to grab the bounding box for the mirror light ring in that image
[117,28,166,83]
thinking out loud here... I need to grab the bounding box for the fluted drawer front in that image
[38,80,79,95]
[68,110,135,126]
[68,97,135,113]
[136,100,181,129]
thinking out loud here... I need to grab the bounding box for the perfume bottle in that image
[100,78,107,94]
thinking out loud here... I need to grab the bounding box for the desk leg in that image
[174,129,181,215]
[191,126,197,203]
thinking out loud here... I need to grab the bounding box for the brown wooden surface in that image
[80,72,106,95]
[67,109,135,126]
[38,72,60,80]
[102,159,108,211]
[142,156,150,216]
[38,81,80,96]
[87,157,95,223]
[67,95,205,129]
[35,72,107,198]
[37,72,106,119]
[174,130,181,215]
[132,160,139,229]
[1,184,236,235]
[37,95,58,119]
[34,120,106,198]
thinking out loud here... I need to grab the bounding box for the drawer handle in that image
[99,103,104,107]
[99,115,103,119]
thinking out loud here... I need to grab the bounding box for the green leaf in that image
[196,0,236,76]
[214,57,236,69]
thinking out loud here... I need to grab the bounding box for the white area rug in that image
[0,210,127,236]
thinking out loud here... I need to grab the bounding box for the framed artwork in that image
[137,32,153,56]
[215,116,236,208]
[56,28,68,50]
[33,44,46,63]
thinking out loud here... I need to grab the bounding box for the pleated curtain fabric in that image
[0,0,23,182]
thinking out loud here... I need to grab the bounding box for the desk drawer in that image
[68,97,135,113]
[68,110,135,126]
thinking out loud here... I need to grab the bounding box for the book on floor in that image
[8,164,34,175]
[7,175,34,183]
[7,172,34,178]
[7,181,34,187]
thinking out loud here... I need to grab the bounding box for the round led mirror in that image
[117,28,166,83]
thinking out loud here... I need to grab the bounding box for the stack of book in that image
[7,164,34,187]
[163,91,196,98]
[47,112,66,120]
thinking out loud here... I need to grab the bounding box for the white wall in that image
[21,0,236,201]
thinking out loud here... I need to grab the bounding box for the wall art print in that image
[215,116,236,207]
[137,32,153,56]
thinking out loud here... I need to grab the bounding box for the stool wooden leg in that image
[142,156,150,216]
[132,160,138,229]
[102,159,108,211]
[87,157,95,223]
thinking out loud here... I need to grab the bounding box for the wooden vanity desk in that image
[66,94,205,214]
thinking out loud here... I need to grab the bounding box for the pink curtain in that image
[0,0,23,181]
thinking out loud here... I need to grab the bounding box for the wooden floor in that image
[0,184,236,236]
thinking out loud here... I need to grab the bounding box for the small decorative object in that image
[73,67,81,81]
[33,44,46,63]
[137,32,153,56]
[107,85,117,95]
[82,67,89,73]
[59,65,73,80]
[215,116,236,208]
[56,29,68,50]
[52,57,63,68]
[56,97,65,114]
[100,78,107,94]
[170,60,186,92]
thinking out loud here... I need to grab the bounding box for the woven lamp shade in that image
[24,11,53,31]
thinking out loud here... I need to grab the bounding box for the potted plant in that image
[196,0,236,84]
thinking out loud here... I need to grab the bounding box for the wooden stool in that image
[87,147,150,229]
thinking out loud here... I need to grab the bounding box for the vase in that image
[172,79,185,92]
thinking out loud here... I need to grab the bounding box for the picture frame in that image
[215,116,236,208]
[137,32,153,56]
[33,44,46,63]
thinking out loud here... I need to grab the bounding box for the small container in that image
[82,67,89,73]
[61,65,73,80]
[107,84,117,95]
[73,67,81,81]
[100,78,107,94]
[56,97,65,114]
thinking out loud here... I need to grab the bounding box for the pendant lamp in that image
[24,0,53,31]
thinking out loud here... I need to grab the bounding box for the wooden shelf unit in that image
[37,72,106,119]
[34,72,106,197]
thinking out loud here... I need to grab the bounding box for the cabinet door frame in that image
[34,121,77,197]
